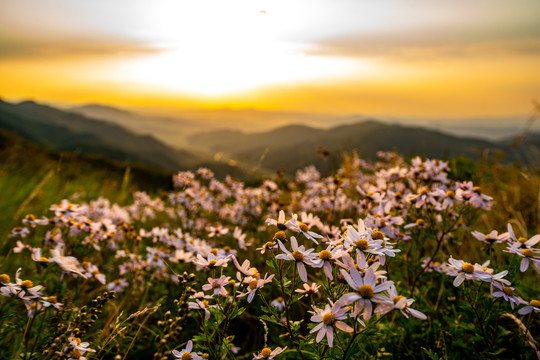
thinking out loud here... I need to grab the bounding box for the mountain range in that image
[0,99,198,171]
[188,121,540,175]
[1,99,538,178]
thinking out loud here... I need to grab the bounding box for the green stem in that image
[341,313,387,360]
[276,259,306,360]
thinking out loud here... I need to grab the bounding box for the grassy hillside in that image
[0,129,173,246]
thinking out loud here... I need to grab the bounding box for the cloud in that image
[305,16,540,61]
[0,31,162,60]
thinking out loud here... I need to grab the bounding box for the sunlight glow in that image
[108,1,362,96]
[116,46,360,96]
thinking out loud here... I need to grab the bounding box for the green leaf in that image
[421,347,441,360]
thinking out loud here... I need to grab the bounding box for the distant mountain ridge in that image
[188,120,540,174]
[1,99,538,178]
[0,100,199,171]
[70,104,134,118]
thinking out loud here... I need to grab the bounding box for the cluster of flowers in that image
[421,222,540,315]
[2,152,539,359]
[0,268,61,315]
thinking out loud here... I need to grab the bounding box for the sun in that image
[104,1,359,97]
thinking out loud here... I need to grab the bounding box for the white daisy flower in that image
[295,282,321,296]
[253,346,287,359]
[202,275,231,297]
[492,283,523,310]
[471,230,511,244]
[504,244,540,272]
[447,257,491,286]
[188,298,215,320]
[276,237,319,282]
[311,245,342,280]
[310,301,354,347]
[518,299,540,315]
[265,210,288,230]
[338,268,392,321]
[192,253,230,270]
[231,256,258,277]
[287,216,323,244]
[375,285,426,320]
[172,340,202,360]
[237,273,274,303]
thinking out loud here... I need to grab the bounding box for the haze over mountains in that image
[69,103,538,146]
[1,99,539,178]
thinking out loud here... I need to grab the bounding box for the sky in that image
[1,0,540,118]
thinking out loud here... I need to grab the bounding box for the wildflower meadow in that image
[1,152,539,359]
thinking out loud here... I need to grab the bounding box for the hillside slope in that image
[189,120,537,174]
[0,100,198,171]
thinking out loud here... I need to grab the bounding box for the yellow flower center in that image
[0,274,10,283]
[249,279,259,290]
[418,189,429,196]
[416,219,425,226]
[322,312,337,326]
[517,237,527,243]
[72,337,82,345]
[181,353,192,360]
[208,260,217,267]
[273,231,286,241]
[212,282,221,289]
[530,299,540,307]
[276,297,283,302]
[72,349,82,358]
[473,186,481,194]
[521,249,534,257]
[292,250,304,261]
[461,263,475,274]
[228,280,236,286]
[299,222,309,232]
[210,249,218,256]
[446,190,455,198]
[355,239,369,250]
[502,287,514,297]
[260,348,273,357]
[359,284,374,299]
[223,246,231,252]
[393,295,405,305]
[202,300,209,307]
[21,280,34,288]
[40,257,48,262]
[46,296,57,303]
[202,354,209,359]
[372,231,384,240]
[319,250,332,260]
[264,241,275,249]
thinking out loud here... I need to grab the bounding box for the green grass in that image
[0,129,173,247]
